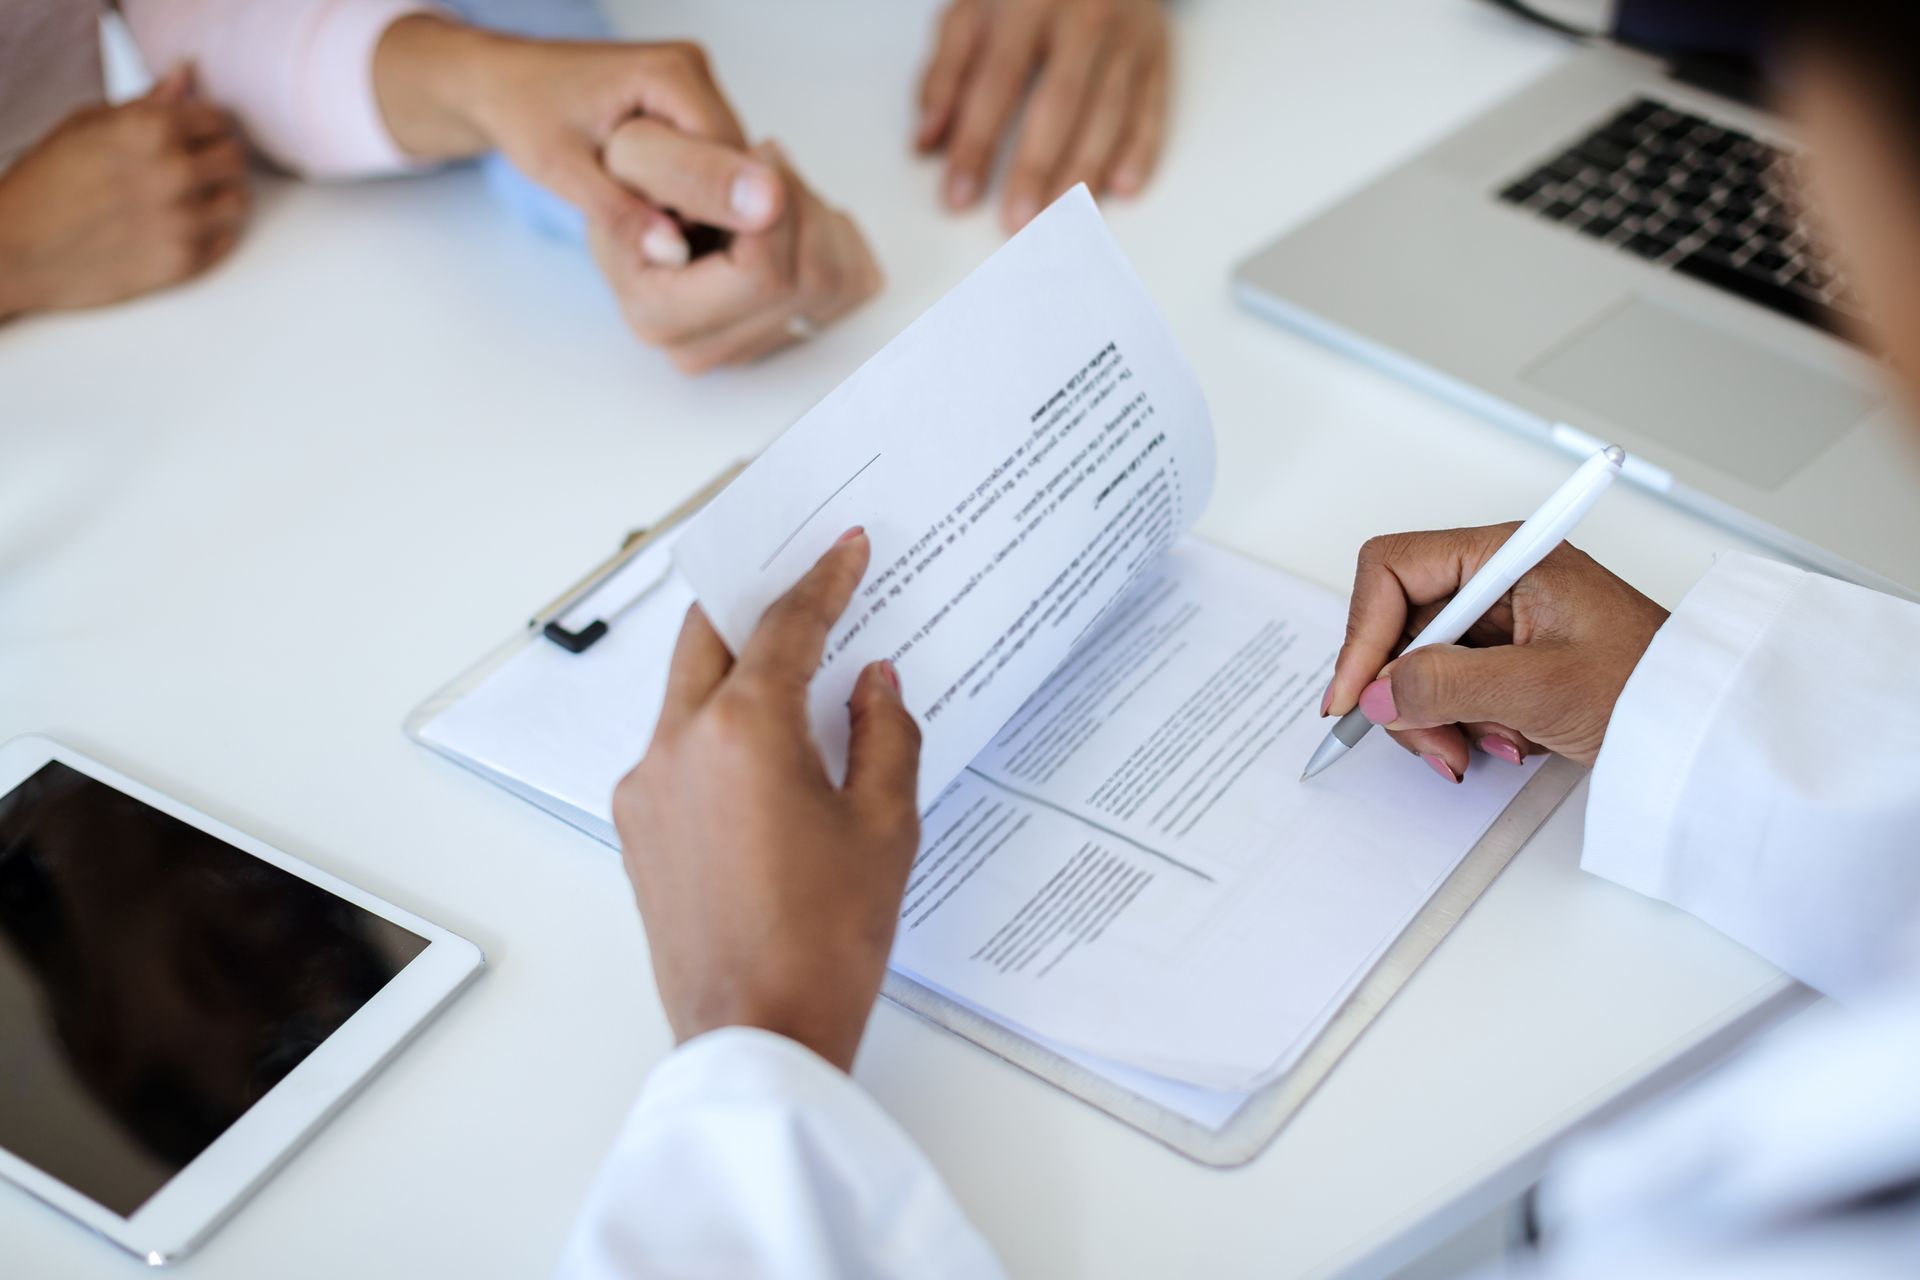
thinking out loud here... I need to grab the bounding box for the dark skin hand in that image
[613,531,921,1072]
[1322,527,1670,782]
[0,68,250,321]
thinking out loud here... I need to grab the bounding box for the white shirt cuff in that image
[299,0,438,178]
[1582,551,1803,897]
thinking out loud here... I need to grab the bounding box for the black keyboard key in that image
[1677,168,1718,194]
[1673,249,1852,339]
[1596,121,1643,150]
[1494,96,1851,330]
[1551,171,1591,197]
[1577,136,1630,170]
[1663,214,1704,241]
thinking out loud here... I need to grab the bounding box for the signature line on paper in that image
[759,452,884,571]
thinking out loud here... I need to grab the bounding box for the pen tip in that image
[1604,444,1625,466]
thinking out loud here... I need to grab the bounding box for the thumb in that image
[147,65,195,102]
[547,148,691,267]
[1363,642,1576,741]
[844,660,922,822]
[603,117,785,235]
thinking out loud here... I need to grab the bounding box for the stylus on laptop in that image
[1301,443,1626,781]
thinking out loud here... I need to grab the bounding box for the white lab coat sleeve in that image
[1515,974,1920,1280]
[1584,551,1920,999]
[554,1027,1007,1280]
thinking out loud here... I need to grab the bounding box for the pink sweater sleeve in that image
[121,0,435,179]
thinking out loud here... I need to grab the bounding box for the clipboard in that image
[406,466,1585,1167]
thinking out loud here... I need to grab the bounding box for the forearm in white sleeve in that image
[1585,551,1920,999]
[555,1027,1006,1280]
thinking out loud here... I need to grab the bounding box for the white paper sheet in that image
[415,538,1533,1114]
[884,540,1537,1090]
[415,189,1536,1119]
[674,187,1214,802]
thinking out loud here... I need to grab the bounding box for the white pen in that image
[1300,444,1627,781]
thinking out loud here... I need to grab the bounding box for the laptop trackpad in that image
[1521,295,1878,490]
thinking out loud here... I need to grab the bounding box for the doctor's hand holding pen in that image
[1319,529,1669,783]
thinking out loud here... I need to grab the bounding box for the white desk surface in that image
[0,1,1800,1275]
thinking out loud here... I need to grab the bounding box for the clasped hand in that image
[379,18,882,373]
[0,18,882,371]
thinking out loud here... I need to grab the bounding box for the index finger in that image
[941,14,1047,209]
[918,0,984,151]
[656,603,734,736]
[1325,525,1519,718]
[1001,11,1107,227]
[733,529,872,692]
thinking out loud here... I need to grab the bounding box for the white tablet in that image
[0,736,483,1265]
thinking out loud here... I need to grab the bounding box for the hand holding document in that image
[673,189,1541,1097]
[675,187,1214,800]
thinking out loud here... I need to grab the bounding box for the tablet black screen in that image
[0,761,426,1217]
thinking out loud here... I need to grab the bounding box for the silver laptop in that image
[1234,4,1919,595]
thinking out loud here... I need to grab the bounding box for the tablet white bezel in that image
[0,734,484,1265]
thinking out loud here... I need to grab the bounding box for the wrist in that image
[372,14,510,160]
[675,988,870,1074]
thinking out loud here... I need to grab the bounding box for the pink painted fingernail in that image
[1007,195,1039,228]
[1358,678,1396,725]
[1319,684,1333,718]
[880,659,901,693]
[1479,735,1524,766]
[1424,754,1460,783]
[836,526,866,545]
[947,172,979,209]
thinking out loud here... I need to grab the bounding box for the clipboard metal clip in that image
[529,463,744,655]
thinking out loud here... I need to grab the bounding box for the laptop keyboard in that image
[1497,97,1860,340]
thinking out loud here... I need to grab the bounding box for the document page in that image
[888,540,1540,1091]
[674,187,1213,800]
